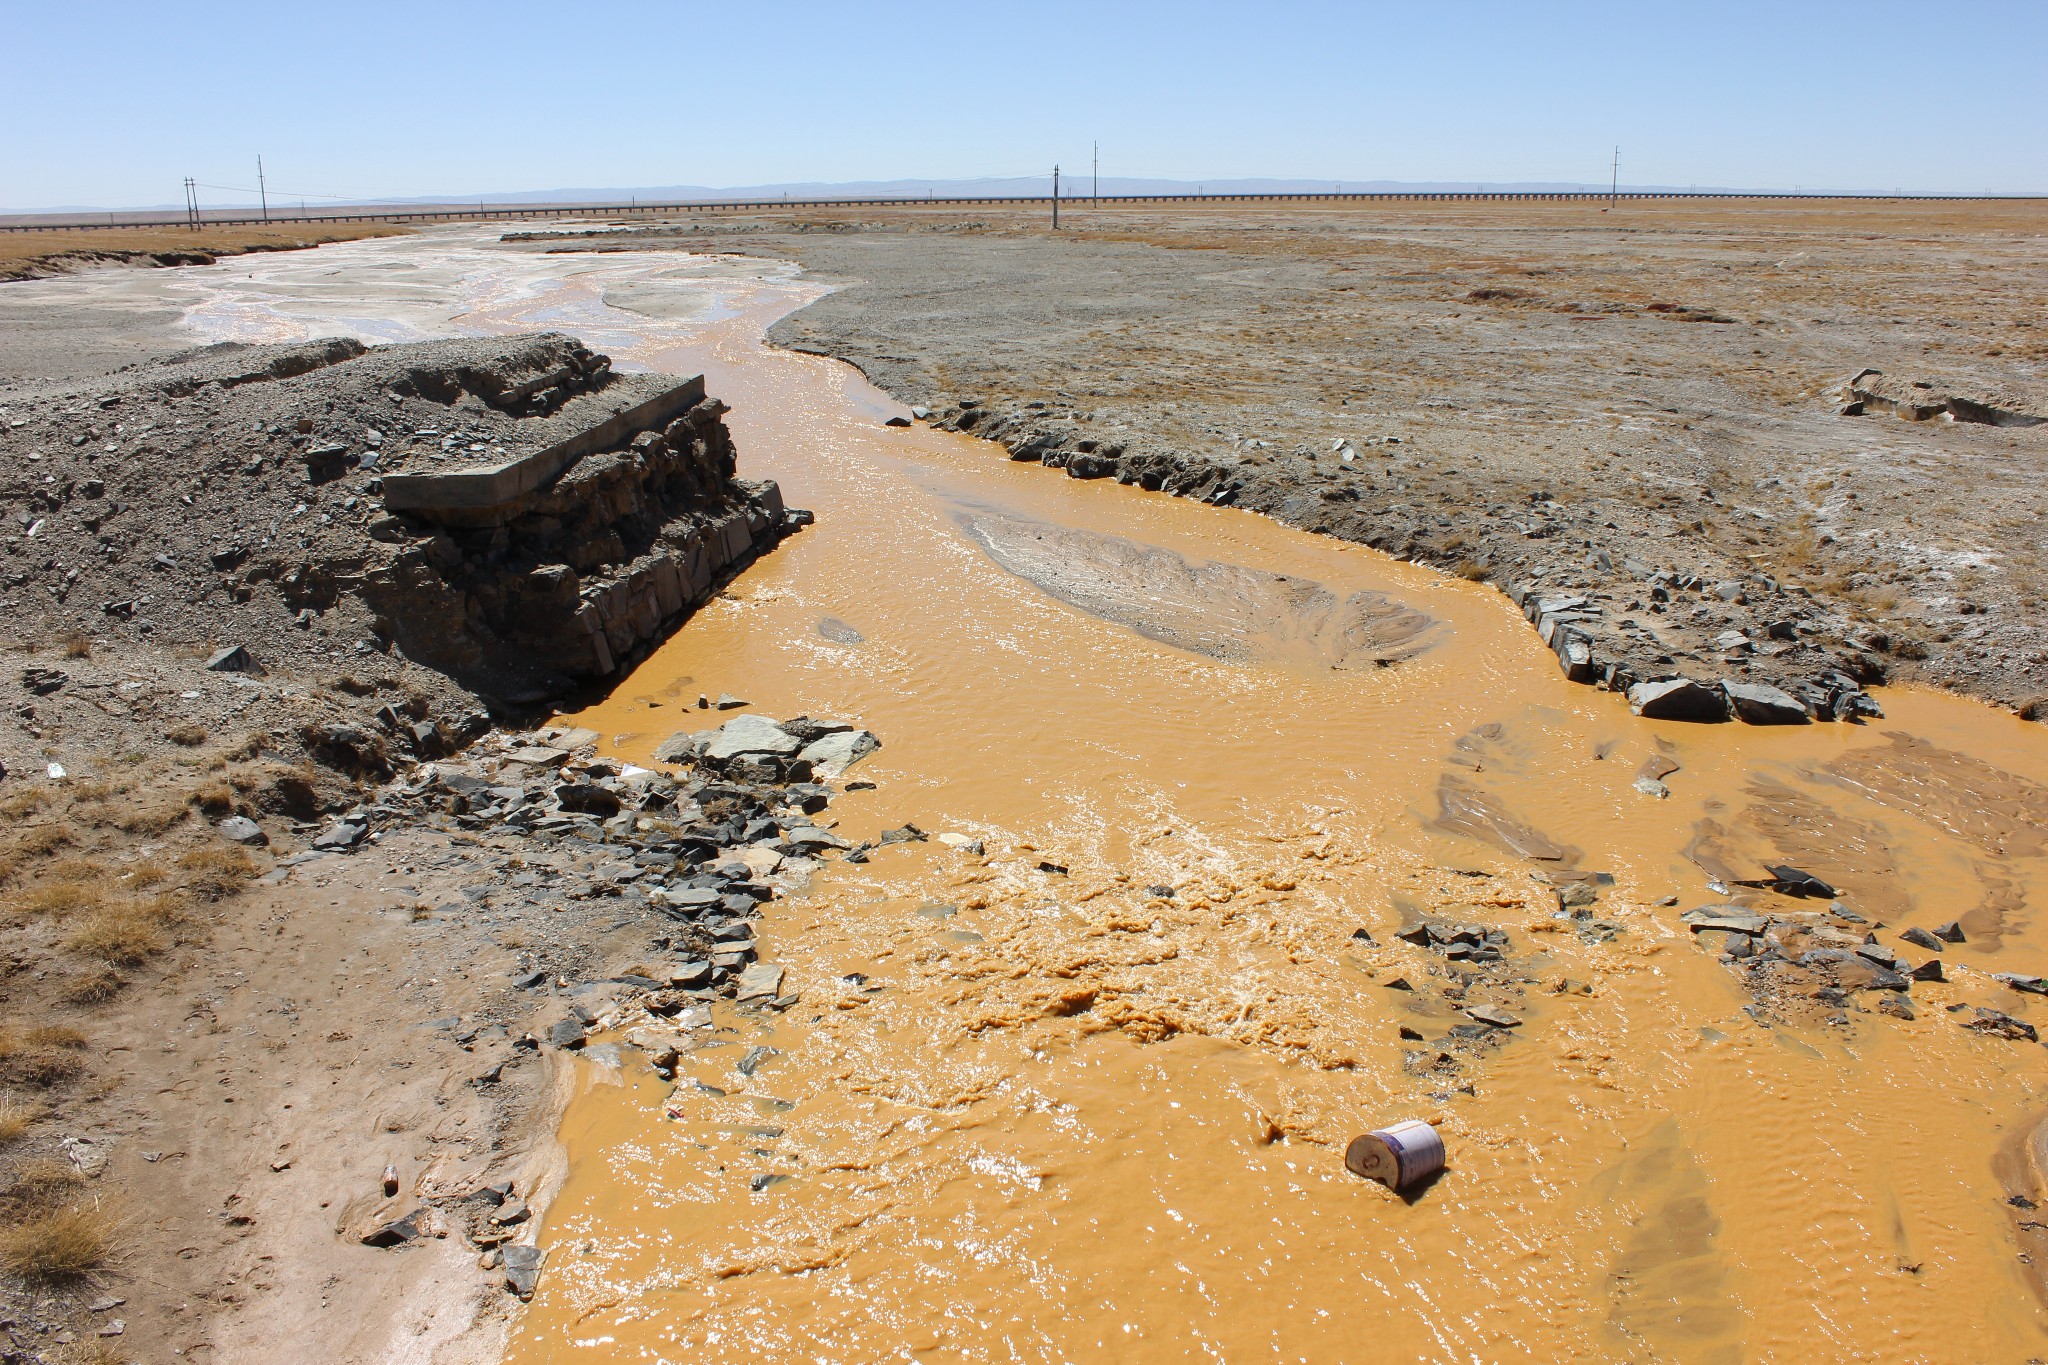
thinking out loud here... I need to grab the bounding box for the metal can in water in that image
[1344,1119,1444,1191]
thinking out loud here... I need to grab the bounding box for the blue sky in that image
[5,0,2043,209]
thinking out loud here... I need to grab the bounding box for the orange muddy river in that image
[175,229,2048,1362]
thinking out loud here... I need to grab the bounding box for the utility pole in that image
[1610,146,1619,211]
[1092,142,1098,200]
[184,177,200,229]
[1052,164,1060,229]
[258,155,269,221]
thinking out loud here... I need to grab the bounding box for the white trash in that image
[1345,1119,1444,1191]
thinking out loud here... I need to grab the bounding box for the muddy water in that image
[168,230,2048,1361]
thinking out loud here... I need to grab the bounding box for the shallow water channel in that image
[170,228,2048,1362]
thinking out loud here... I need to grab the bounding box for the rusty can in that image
[1345,1119,1444,1191]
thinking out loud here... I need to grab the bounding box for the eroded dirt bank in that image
[0,234,838,1362]
[527,198,2048,717]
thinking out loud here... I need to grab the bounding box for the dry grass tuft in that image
[112,795,190,836]
[0,1200,118,1281]
[0,1095,44,1142]
[14,824,76,858]
[55,1342,130,1365]
[19,881,107,917]
[57,632,92,660]
[63,969,126,1007]
[0,1155,118,1280]
[165,723,208,747]
[177,847,255,899]
[123,860,170,889]
[0,789,50,819]
[67,895,182,965]
[0,1029,86,1088]
[188,777,237,816]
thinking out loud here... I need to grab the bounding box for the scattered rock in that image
[797,726,881,776]
[217,815,268,846]
[205,644,262,675]
[735,962,786,1001]
[546,1019,587,1049]
[361,1209,428,1247]
[502,1244,543,1299]
[1723,680,1812,725]
[1963,1008,2038,1043]
[1627,677,1729,722]
[816,617,865,644]
[311,819,367,851]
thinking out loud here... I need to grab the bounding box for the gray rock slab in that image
[217,815,268,846]
[1628,678,1730,722]
[798,728,880,776]
[1723,680,1812,725]
[735,962,786,1001]
[704,714,802,761]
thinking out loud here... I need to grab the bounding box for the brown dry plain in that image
[688,197,2048,716]
[0,199,2045,1364]
[0,225,408,283]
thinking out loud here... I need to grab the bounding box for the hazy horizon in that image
[15,173,2038,218]
[5,0,2044,212]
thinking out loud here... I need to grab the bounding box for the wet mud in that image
[156,228,2048,1362]
[954,503,1441,668]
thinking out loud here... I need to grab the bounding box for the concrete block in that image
[652,556,683,617]
[685,537,712,599]
[381,375,706,519]
[719,515,751,565]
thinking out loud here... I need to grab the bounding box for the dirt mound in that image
[1846,368,2045,428]
[0,332,796,706]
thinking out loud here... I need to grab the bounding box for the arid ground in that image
[553,197,2048,712]
[1,201,2046,1363]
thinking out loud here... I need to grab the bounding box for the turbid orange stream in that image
[165,228,2048,1362]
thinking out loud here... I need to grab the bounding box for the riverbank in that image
[3,221,2048,1362]
[0,225,410,285]
[523,197,2048,717]
[0,239,831,1361]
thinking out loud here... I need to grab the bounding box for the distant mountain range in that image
[17,175,2024,215]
